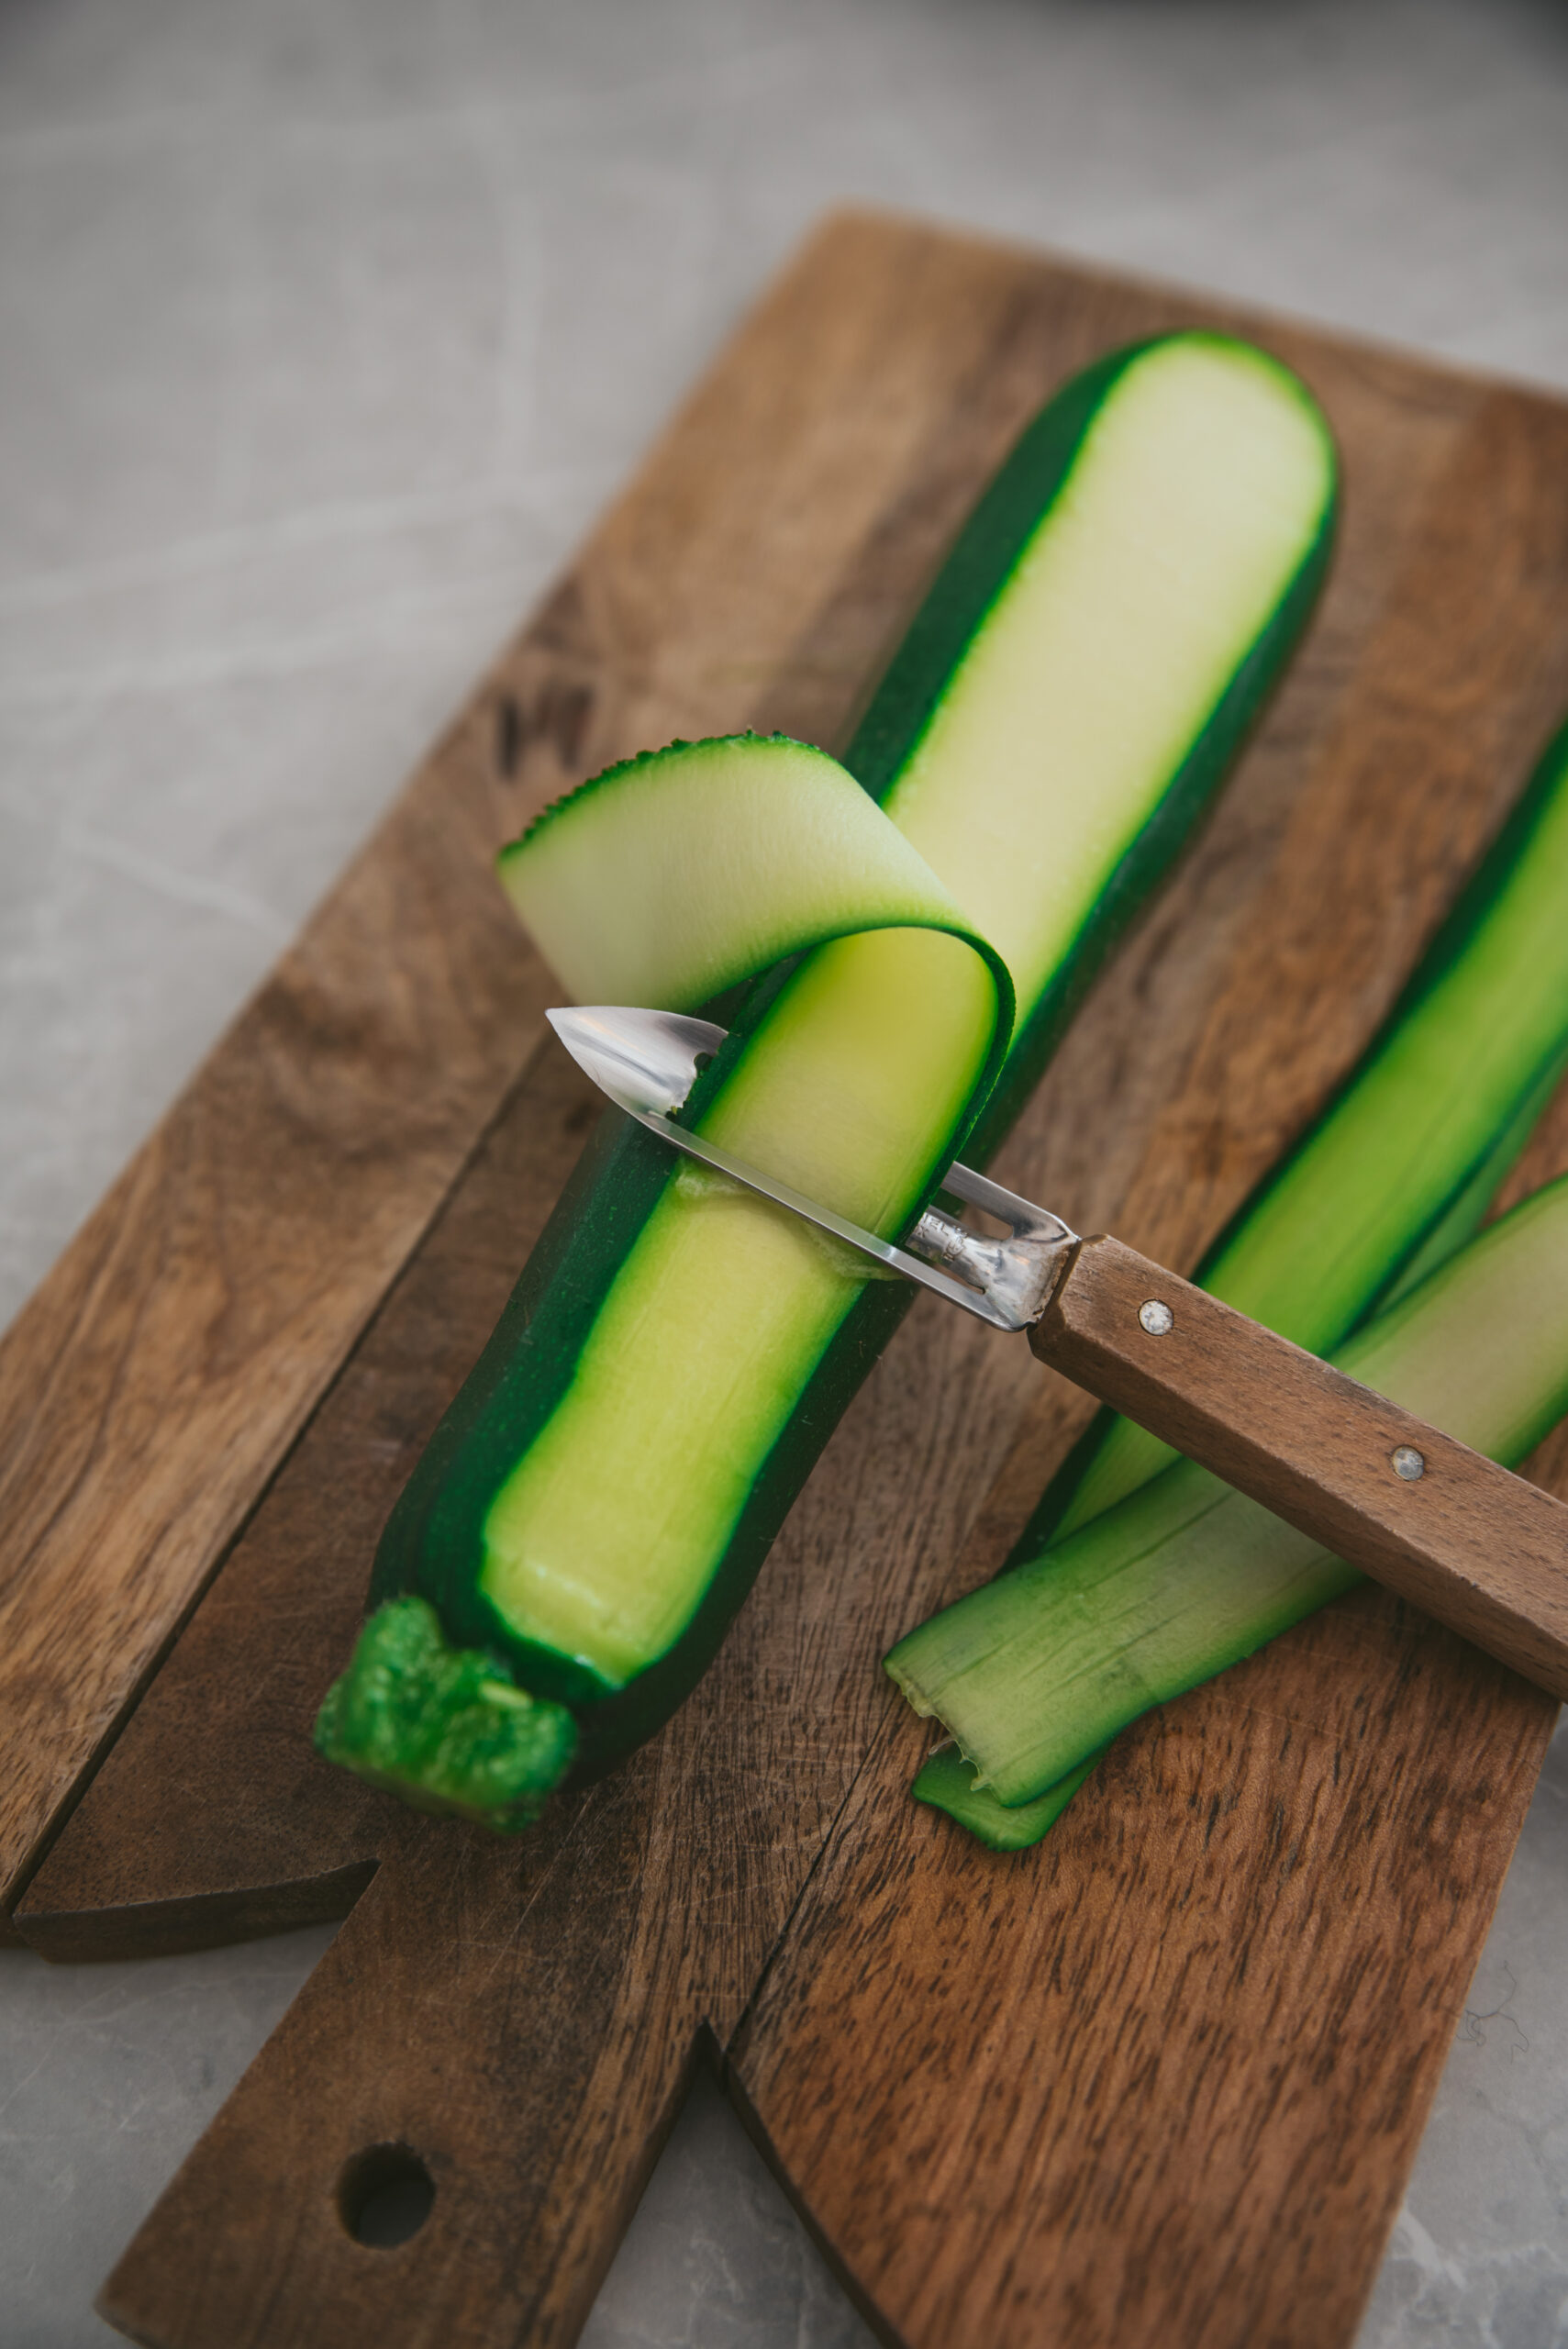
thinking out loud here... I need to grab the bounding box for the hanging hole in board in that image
[336,2142,436,2248]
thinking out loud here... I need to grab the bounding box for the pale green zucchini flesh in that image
[317,330,1336,1830]
[867,336,1334,1018]
[891,1173,1568,1817]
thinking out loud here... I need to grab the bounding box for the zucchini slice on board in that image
[316,331,1337,1830]
[912,1743,1106,1851]
[891,1171,1568,1823]
[899,718,1568,1847]
[1039,718,1568,1546]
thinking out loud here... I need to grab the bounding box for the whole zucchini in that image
[317,332,1337,1828]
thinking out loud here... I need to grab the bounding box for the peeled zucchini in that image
[317,332,1336,1828]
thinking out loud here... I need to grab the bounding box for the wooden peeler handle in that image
[1032,1234,1568,1702]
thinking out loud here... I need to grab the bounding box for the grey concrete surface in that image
[4,0,1568,2341]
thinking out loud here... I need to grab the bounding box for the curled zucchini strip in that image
[501,732,1013,1095]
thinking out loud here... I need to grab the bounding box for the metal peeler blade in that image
[546,1005,1074,1332]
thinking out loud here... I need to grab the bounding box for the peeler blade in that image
[547,1005,1073,1332]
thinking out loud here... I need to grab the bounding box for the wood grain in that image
[731,1587,1553,2349]
[8,213,1568,2349]
[14,1035,606,1963]
[0,706,548,1935]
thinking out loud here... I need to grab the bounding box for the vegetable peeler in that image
[550,1003,1568,1703]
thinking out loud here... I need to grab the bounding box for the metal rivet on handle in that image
[1391,1445,1426,1482]
[1139,1299,1174,1336]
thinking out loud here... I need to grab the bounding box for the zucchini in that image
[912,1743,1105,1850]
[316,332,1336,1830]
[1040,718,1568,1546]
[891,1170,1568,1820]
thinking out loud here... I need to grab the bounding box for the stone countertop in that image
[4,1,1568,2342]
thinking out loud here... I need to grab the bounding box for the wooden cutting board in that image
[7,209,1568,2349]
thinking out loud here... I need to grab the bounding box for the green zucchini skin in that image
[1027,714,1568,1553]
[339,334,1338,1816]
[911,1744,1105,1850]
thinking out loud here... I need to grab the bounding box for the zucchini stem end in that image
[314,1596,577,1833]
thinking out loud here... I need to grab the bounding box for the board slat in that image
[6,213,1568,2347]
[0,724,550,1930]
[731,1590,1555,2349]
